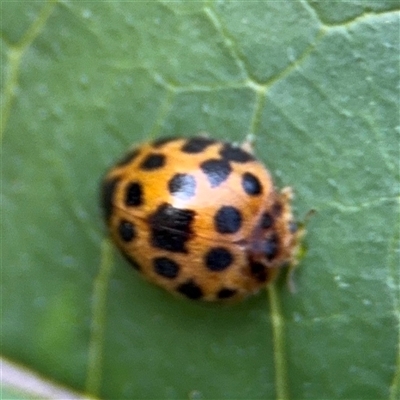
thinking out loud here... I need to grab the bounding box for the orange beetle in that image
[101,136,301,301]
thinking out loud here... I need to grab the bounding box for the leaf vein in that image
[85,239,114,396]
[1,0,57,140]
[203,5,250,80]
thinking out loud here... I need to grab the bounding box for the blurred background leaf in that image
[2,1,399,399]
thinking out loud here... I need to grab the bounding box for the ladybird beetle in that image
[100,136,301,302]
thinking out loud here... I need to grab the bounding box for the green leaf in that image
[2,2,399,399]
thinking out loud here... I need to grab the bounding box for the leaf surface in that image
[2,2,399,399]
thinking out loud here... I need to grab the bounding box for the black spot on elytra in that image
[220,143,254,163]
[261,212,274,230]
[272,202,283,217]
[205,247,233,271]
[177,280,203,300]
[250,261,268,282]
[101,177,120,221]
[200,159,232,188]
[214,206,242,234]
[116,148,140,167]
[119,220,136,242]
[217,288,237,299]
[125,182,143,207]
[153,257,180,279]
[242,172,262,196]
[148,203,195,253]
[152,136,178,148]
[139,153,166,170]
[168,173,197,200]
[181,137,216,153]
[264,233,279,261]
